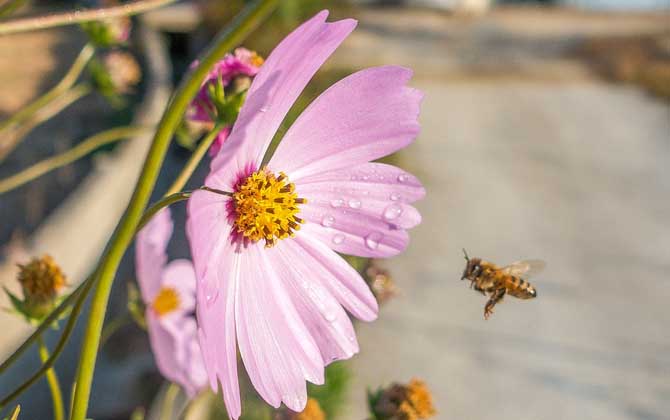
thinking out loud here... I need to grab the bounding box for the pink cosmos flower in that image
[208,126,232,158]
[189,48,264,123]
[135,208,207,397]
[186,10,424,418]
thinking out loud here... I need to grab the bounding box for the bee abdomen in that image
[507,276,537,299]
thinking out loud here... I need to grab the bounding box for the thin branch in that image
[165,124,224,196]
[0,126,149,195]
[0,273,94,409]
[0,43,94,132]
[37,338,65,420]
[0,83,92,162]
[0,0,178,35]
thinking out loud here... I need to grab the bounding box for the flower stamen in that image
[153,287,180,317]
[233,169,306,247]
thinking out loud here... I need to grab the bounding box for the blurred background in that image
[1,0,669,419]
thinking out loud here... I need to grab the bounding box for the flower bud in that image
[369,379,436,420]
[275,398,325,420]
[188,48,264,125]
[81,17,131,48]
[89,51,141,104]
[9,255,67,320]
[364,260,398,305]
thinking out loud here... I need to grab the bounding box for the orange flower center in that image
[152,287,180,316]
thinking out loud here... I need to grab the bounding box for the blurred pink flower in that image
[189,48,263,123]
[187,10,424,418]
[135,208,207,397]
[208,126,232,158]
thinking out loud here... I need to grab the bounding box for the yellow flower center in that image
[152,287,180,317]
[233,169,305,247]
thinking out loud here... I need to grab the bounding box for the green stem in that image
[0,274,94,409]
[138,191,192,230]
[166,124,224,196]
[0,0,28,18]
[0,44,94,132]
[0,279,90,375]
[0,83,92,163]
[99,313,133,346]
[7,405,20,420]
[37,338,65,420]
[69,2,279,419]
[160,383,180,420]
[0,126,148,195]
[0,0,178,35]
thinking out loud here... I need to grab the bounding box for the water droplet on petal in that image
[397,174,408,183]
[330,199,344,208]
[260,107,268,113]
[348,199,361,209]
[390,193,400,201]
[383,204,403,221]
[362,175,369,181]
[205,289,219,306]
[365,232,384,250]
[332,234,345,244]
[321,215,335,227]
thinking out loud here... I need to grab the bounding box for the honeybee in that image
[461,249,544,319]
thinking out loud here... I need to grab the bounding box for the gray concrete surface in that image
[342,76,670,420]
[336,8,670,420]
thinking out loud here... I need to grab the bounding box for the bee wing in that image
[501,260,546,279]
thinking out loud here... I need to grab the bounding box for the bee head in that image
[461,249,482,280]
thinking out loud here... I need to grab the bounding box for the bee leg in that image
[472,281,486,296]
[484,289,506,320]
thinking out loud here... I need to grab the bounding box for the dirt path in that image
[338,7,670,420]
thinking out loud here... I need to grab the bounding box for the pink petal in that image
[270,239,360,362]
[187,191,241,418]
[208,11,356,190]
[161,259,197,314]
[147,312,205,397]
[136,208,173,303]
[299,209,410,258]
[235,243,322,412]
[293,232,378,322]
[296,163,424,231]
[269,66,422,181]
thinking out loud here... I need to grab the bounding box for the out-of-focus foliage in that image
[576,33,670,100]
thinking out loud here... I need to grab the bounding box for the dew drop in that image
[397,174,408,183]
[332,234,345,244]
[321,215,335,227]
[348,199,361,209]
[330,199,344,208]
[362,175,370,181]
[365,231,384,250]
[390,193,400,201]
[259,107,268,113]
[205,289,219,306]
[383,204,403,221]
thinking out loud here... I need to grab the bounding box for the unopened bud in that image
[275,398,325,420]
[364,260,398,305]
[369,379,436,420]
[13,255,67,319]
[81,17,131,47]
